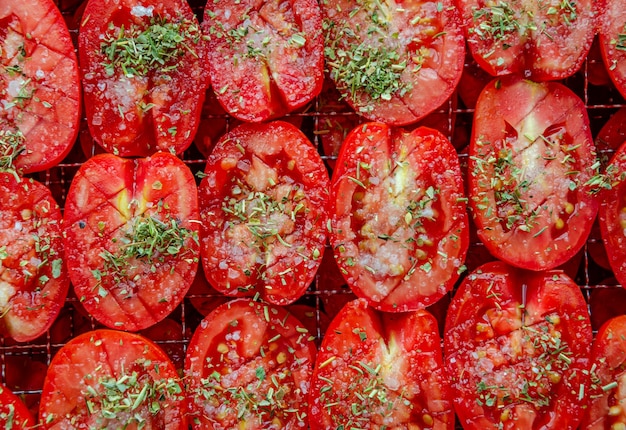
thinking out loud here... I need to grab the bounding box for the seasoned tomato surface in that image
[0,383,35,429]
[457,0,598,80]
[39,329,186,429]
[185,298,316,428]
[1,0,80,172]
[0,172,69,342]
[444,261,592,430]
[598,141,626,288]
[64,153,199,331]
[203,0,324,122]
[599,0,626,99]
[469,75,598,271]
[331,123,469,312]
[78,0,207,156]
[581,315,626,430]
[309,298,455,429]
[321,0,465,125]
[198,121,329,305]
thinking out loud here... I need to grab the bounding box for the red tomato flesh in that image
[599,141,626,288]
[0,383,35,429]
[321,0,465,125]
[581,315,626,429]
[331,123,469,312]
[458,0,598,80]
[184,298,317,428]
[203,0,324,122]
[444,261,592,430]
[1,0,80,173]
[78,0,207,156]
[63,152,199,331]
[39,329,186,429]
[198,121,330,305]
[599,0,626,99]
[0,173,69,342]
[309,298,455,429]
[469,75,599,271]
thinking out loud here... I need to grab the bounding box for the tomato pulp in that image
[1,0,80,172]
[331,123,469,311]
[64,152,199,331]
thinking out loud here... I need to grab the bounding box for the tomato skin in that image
[1,0,80,173]
[0,173,69,342]
[322,0,464,125]
[198,121,329,305]
[581,315,626,430]
[184,298,317,429]
[203,0,324,122]
[469,75,599,271]
[39,329,187,429]
[78,0,207,157]
[0,383,35,429]
[457,0,598,80]
[330,123,469,312]
[444,261,592,430]
[63,152,200,331]
[599,142,626,288]
[309,298,455,429]
[599,0,626,99]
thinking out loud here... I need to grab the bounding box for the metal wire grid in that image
[1,0,625,422]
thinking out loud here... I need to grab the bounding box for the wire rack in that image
[3,0,626,423]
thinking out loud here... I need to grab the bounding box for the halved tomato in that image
[63,152,199,331]
[184,298,317,428]
[599,0,626,99]
[581,315,626,429]
[203,0,324,122]
[1,0,80,173]
[598,140,626,288]
[0,172,69,342]
[198,121,329,305]
[444,261,592,430]
[309,298,454,429]
[458,0,598,80]
[39,329,186,429]
[331,123,469,312]
[321,0,464,125]
[0,383,34,429]
[469,75,599,271]
[78,0,207,156]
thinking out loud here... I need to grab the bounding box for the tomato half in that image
[581,315,626,429]
[63,152,199,331]
[1,0,80,173]
[322,0,464,125]
[203,0,324,122]
[39,329,186,429]
[331,123,469,312]
[198,121,329,305]
[598,141,626,288]
[468,75,599,271]
[78,0,207,156]
[309,298,454,429]
[0,383,34,429]
[599,0,626,99]
[184,298,317,428]
[0,172,69,342]
[444,261,592,430]
[457,0,598,80]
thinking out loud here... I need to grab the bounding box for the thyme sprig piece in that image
[0,128,26,172]
[101,16,201,77]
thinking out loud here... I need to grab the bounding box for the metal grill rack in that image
[2,0,626,423]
